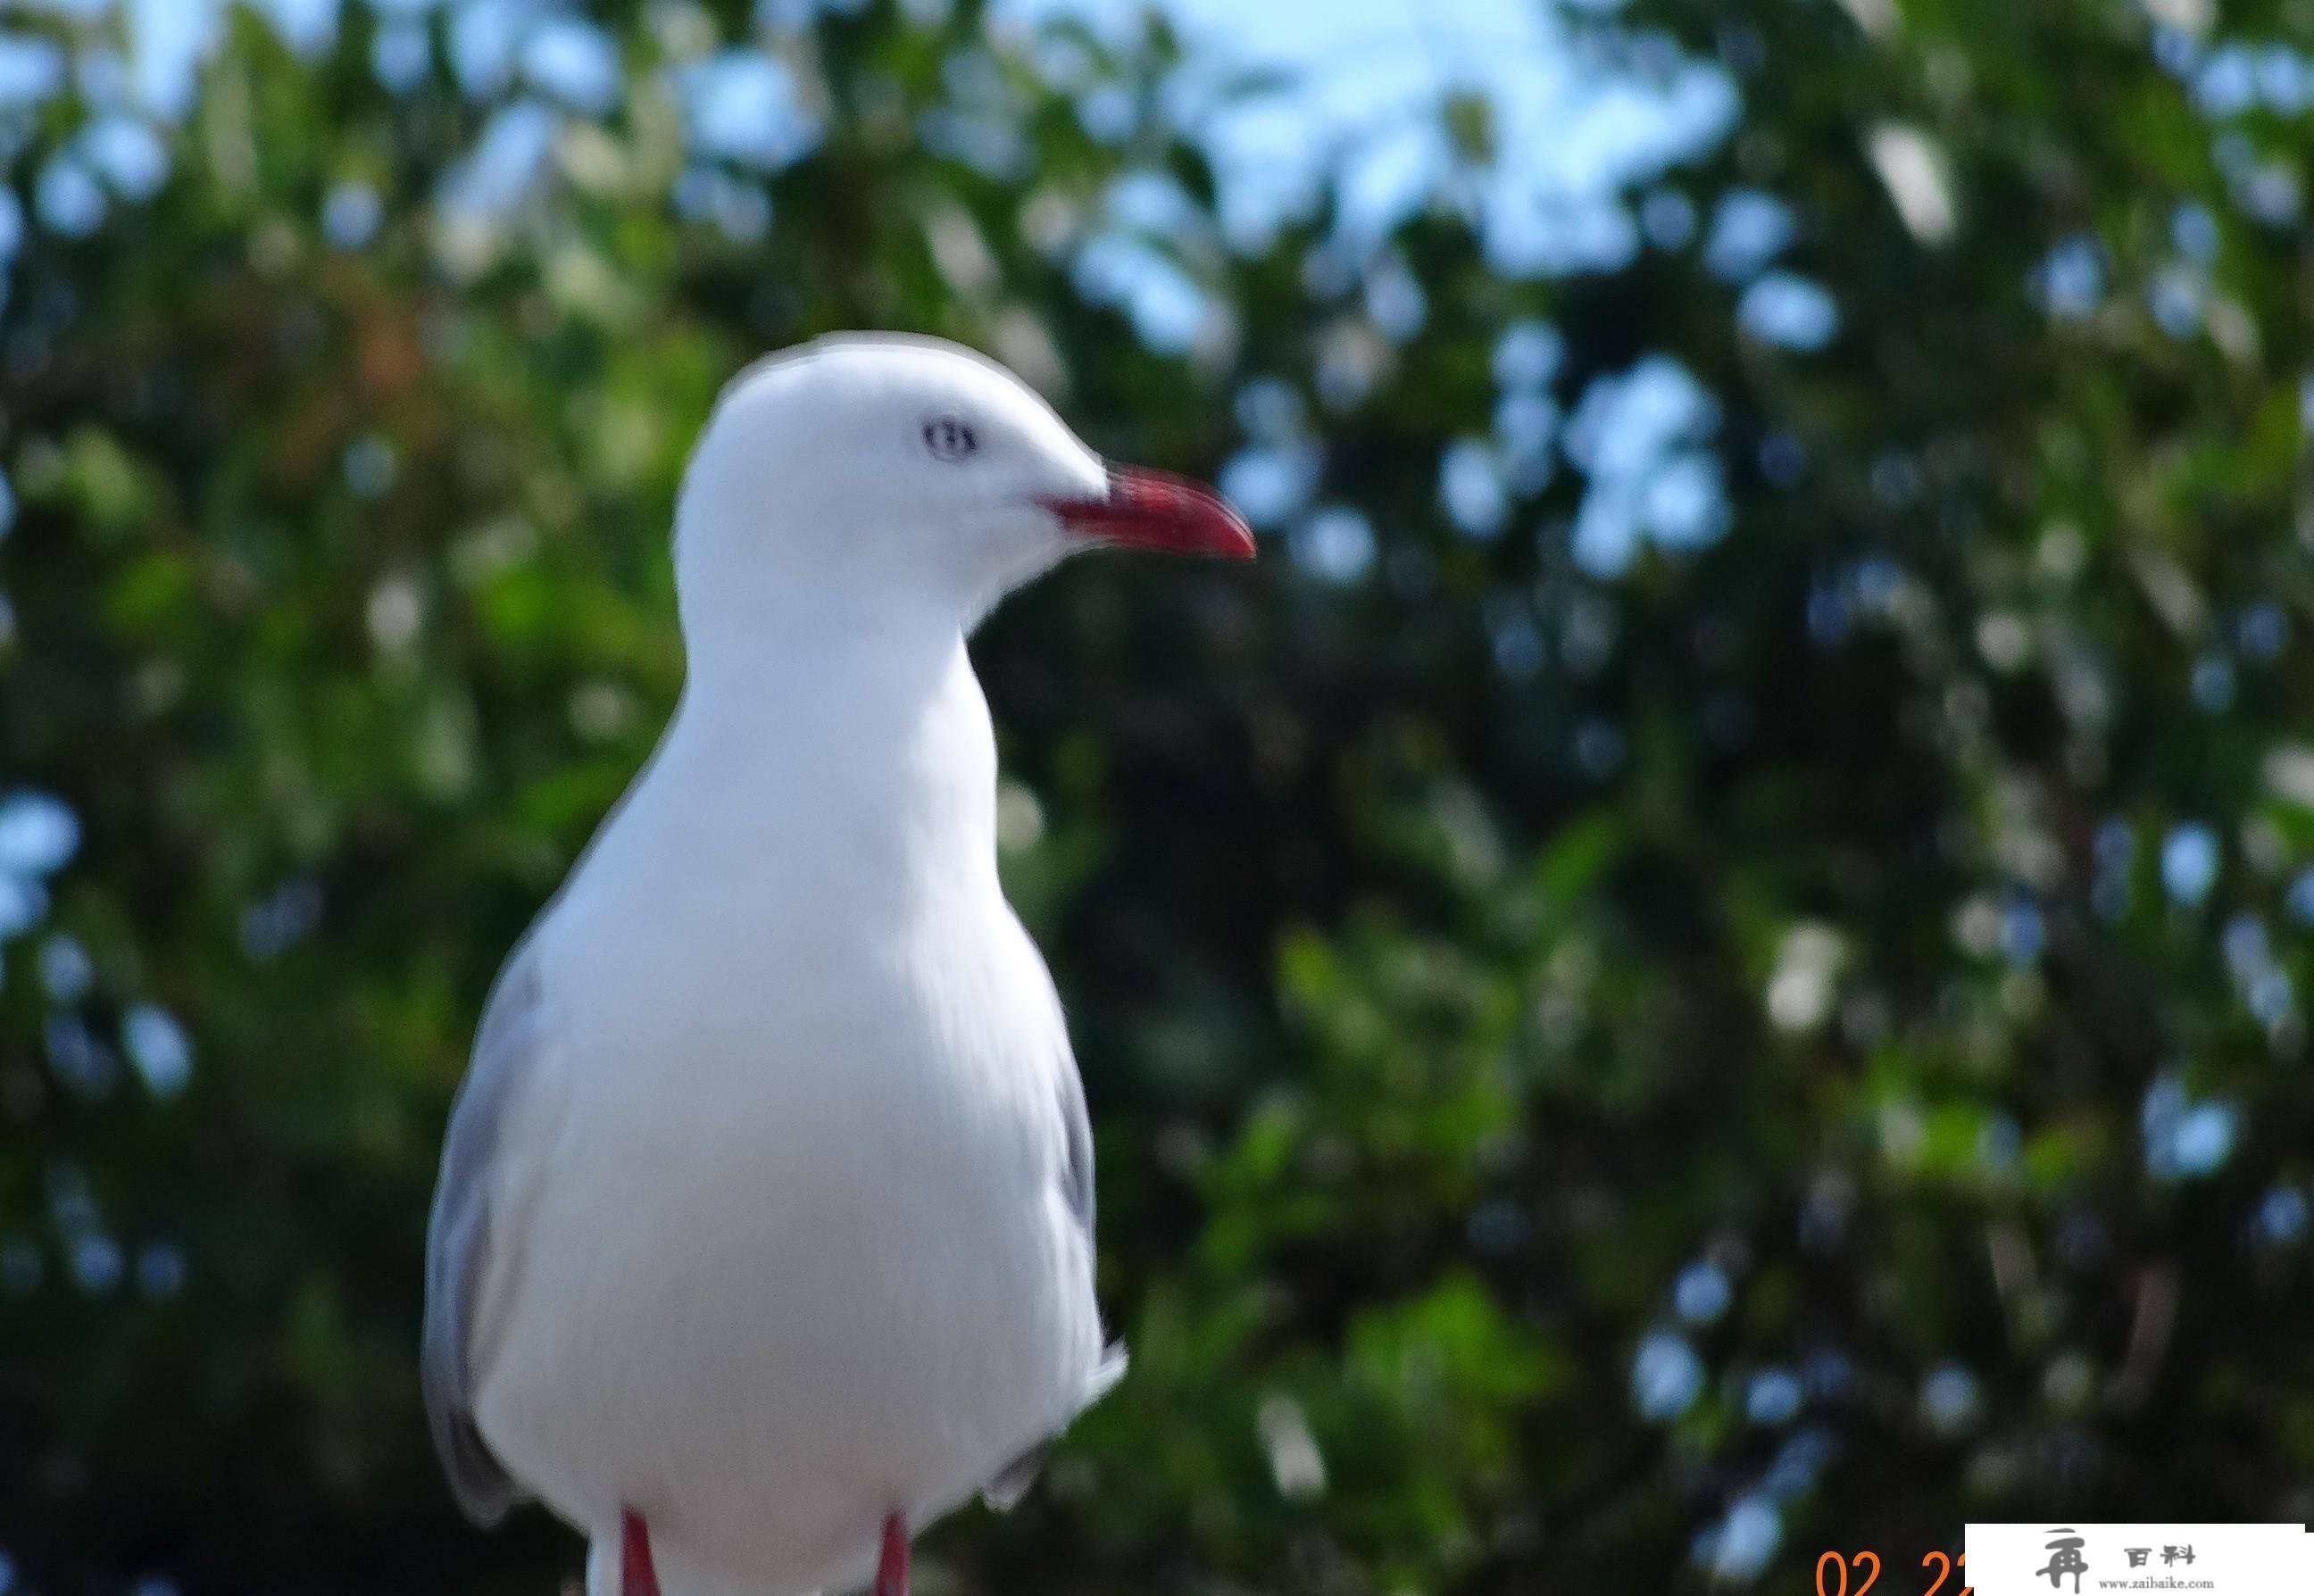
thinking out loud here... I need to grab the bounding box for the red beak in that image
[1041,464,1256,561]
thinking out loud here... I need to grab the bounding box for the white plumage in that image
[420,334,1250,1596]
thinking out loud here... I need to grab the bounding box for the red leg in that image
[872,1510,910,1596]
[621,1509,662,1596]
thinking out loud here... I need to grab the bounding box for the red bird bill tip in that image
[1042,464,1256,561]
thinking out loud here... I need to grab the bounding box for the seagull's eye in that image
[921,416,978,461]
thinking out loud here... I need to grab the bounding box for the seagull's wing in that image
[421,937,550,1526]
[983,1045,1128,1511]
[1056,1043,1097,1249]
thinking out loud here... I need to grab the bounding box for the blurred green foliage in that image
[4,0,2314,1592]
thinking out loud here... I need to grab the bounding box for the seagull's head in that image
[673,334,1253,634]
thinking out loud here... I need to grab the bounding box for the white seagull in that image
[420,334,1253,1596]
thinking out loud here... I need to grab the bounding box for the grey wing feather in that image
[1057,1052,1097,1247]
[983,1440,1051,1512]
[421,940,548,1527]
[983,1056,1128,1512]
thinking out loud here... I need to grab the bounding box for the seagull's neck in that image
[642,586,1000,899]
[679,580,969,720]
